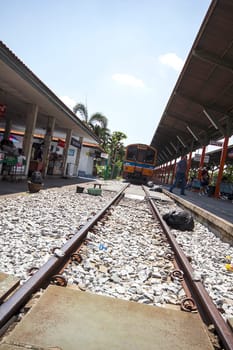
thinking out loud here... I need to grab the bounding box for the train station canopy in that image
[151,0,233,165]
[0,41,99,143]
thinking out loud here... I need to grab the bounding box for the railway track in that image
[0,182,233,349]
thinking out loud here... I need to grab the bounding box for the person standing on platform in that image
[17,149,26,165]
[199,166,210,195]
[169,155,187,195]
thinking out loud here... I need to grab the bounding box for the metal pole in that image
[214,136,229,198]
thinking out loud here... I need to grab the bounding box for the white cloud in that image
[112,73,145,88]
[60,95,76,109]
[158,53,184,72]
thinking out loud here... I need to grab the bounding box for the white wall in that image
[78,147,94,177]
[50,140,95,177]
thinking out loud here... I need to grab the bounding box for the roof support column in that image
[161,163,165,184]
[155,167,161,184]
[41,116,56,178]
[214,136,229,198]
[62,128,72,177]
[171,159,177,184]
[165,161,172,184]
[187,150,192,179]
[186,140,194,180]
[161,165,164,183]
[154,167,159,183]
[162,164,166,184]
[23,104,38,176]
[198,146,206,180]
[157,167,161,184]
[75,137,83,176]
[158,165,162,183]
[164,163,168,184]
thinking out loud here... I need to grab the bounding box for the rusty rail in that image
[0,183,129,330]
[147,195,233,350]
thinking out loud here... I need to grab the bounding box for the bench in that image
[220,182,233,199]
[191,179,200,191]
[93,183,102,189]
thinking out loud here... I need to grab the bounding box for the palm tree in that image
[73,103,110,147]
[73,103,128,179]
[73,103,89,123]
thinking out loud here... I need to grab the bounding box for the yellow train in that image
[123,144,157,184]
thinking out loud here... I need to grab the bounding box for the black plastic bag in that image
[150,186,163,192]
[163,210,194,231]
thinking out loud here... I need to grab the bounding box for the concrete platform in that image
[124,185,145,200]
[101,182,173,202]
[97,180,124,194]
[0,285,213,350]
[0,176,95,197]
[162,188,233,243]
[145,187,174,202]
[162,185,233,225]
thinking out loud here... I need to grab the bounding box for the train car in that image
[123,143,157,183]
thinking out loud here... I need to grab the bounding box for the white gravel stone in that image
[1,182,232,323]
[0,185,114,280]
[155,199,233,321]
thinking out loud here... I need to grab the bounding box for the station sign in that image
[58,139,65,148]
[209,140,223,147]
[194,154,210,163]
[71,138,81,148]
[101,153,109,159]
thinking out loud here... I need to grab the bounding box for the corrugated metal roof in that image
[151,0,233,165]
[0,41,100,143]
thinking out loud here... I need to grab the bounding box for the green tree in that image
[106,131,127,179]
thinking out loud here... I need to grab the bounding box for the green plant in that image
[223,165,233,182]
[96,165,105,177]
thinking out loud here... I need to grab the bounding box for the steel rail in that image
[0,183,129,330]
[147,196,233,350]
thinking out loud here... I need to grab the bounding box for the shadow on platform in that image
[0,176,96,196]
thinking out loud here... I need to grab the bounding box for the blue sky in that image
[1,0,212,146]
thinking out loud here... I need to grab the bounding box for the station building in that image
[0,41,103,181]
